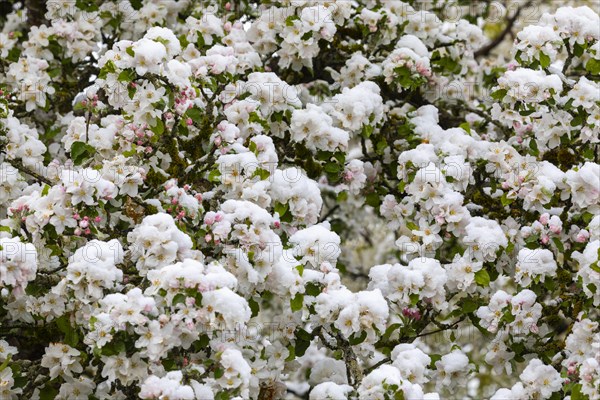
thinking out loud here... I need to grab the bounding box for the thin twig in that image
[474,0,534,58]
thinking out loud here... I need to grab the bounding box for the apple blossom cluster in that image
[0,1,598,400]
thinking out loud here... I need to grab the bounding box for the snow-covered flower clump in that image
[0,1,598,399]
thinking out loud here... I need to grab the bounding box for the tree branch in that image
[3,157,52,185]
[474,0,533,58]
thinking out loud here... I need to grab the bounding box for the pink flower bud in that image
[186,118,193,126]
[274,221,281,229]
[84,228,91,235]
[186,297,196,307]
[79,220,89,229]
[214,136,222,146]
[171,198,178,205]
[74,228,82,236]
[549,225,562,234]
[94,216,101,223]
[540,235,549,245]
[539,213,550,225]
[576,230,590,243]
[205,234,212,242]
[225,2,231,10]
[194,193,203,201]
[73,213,80,220]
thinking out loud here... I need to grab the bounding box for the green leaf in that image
[248,141,257,153]
[586,58,600,75]
[70,141,95,165]
[305,282,322,297]
[571,112,585,127]
[47,67,61,78]
[274,202,288,217]
[491,89,507,101]
[208,169,221,183]
[570,383,584,400]
[462,298,478,313]
[117,69,136,82]
[248,297,259,318]
[295,336,310,357]
[365,192,380,208]
[324,162,341,174]
[528,139,540,156]
[539,52,551,69]
[285,15,298,26]
[186,107,203,122]
[123,143,137,157]
[172,293,186,306]
[0,355,11,373]
[409,293,419,306]
[429,354,442,369]
[150,118,164,135]
[459,122,471,134]
[337,191,348,202]
[348,330,368,345]
[552,237,565,253]
[290,293,304,312]
[126,46,135,57]
[573,42,585,57]
[474,269,490,287]
[56,315,80,347]
[362,124,374,138]
[501,193,514,207]
[39,385,58,400]
[285,345,295,362]
[295,265,304,276]
[254,168,270,180]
